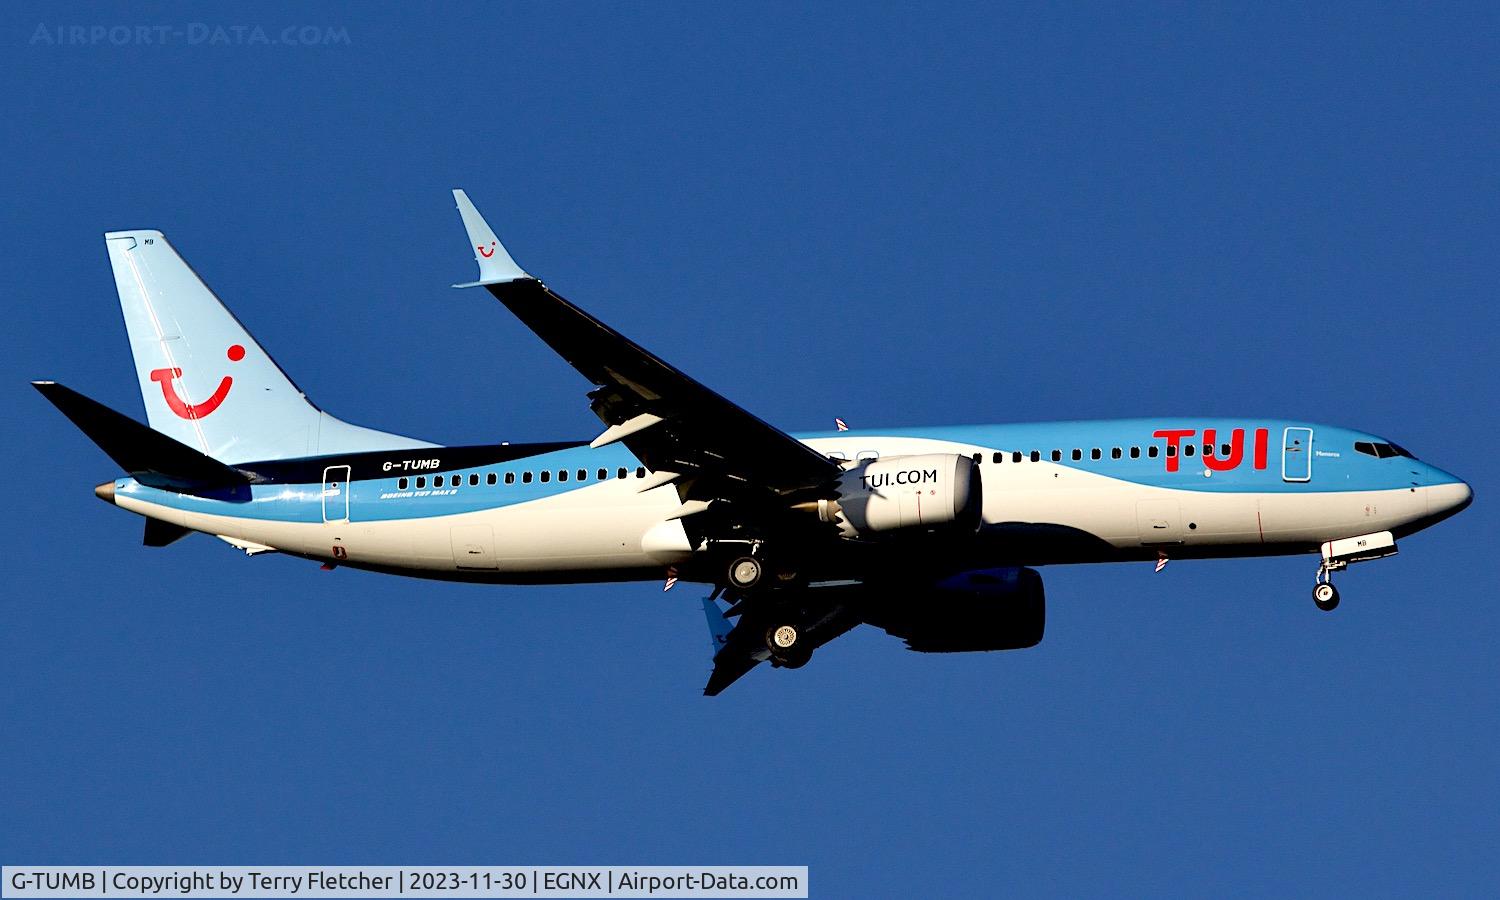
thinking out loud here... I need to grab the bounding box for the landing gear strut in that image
[1313,563,1340,612]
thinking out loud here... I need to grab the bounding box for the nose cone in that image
[1426,480,1473,518]
[94,480,117,504]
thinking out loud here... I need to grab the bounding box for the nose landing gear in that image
[1312,558,1342,611]
[1308,531,1399,612]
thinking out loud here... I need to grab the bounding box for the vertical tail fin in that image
[104,230,433,463]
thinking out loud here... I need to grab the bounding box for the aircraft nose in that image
[1425,480,1473,517]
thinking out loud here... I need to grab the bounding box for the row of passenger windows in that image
[397,466,648,491]
[394,440,1247,489]
[392,439,1403,490]
[978,442,1235,464]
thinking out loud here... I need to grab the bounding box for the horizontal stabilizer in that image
[33,381,250,494]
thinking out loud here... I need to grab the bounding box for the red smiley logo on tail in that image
[149,344,244,420]
[477,242,496,258]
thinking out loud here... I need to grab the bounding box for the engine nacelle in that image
[864,567,1045,653]
[820,453,983,539]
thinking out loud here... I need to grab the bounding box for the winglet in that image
[451,189,530,287]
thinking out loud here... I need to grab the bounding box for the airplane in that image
[34,190,1473,694]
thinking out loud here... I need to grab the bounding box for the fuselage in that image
[102,418,1472,584]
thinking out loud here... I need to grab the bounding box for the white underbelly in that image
[118,480,690,574]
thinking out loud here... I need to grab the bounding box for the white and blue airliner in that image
[35,191,1473,693]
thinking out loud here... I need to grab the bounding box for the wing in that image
[450,190,842,506]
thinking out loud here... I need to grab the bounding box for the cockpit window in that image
[1355,440,1417,460]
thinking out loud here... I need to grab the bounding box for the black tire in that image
[1313,582,1340,611]
[779,650,812,669]
[728,556,762,590]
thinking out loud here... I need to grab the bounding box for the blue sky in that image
[3,3,1497,895]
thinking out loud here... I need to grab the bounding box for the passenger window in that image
[1166,445,1176,458]
[1202,444,1213,457]
[558,469,568,482]
[1184,444,1196,457]
[972,453,982,464]
[1030,450,1041,462]
[1130,446,1141,459]
[1148,445,1159,458]
[577,468,587,481]
[470,474,479,486]
[504,472,515,485]
[597,468,608,481]
[1221,444,1231,457]
[522,471,532,484]
[416,476,426,489]
[617,467,628,479]
[1091,448,1102,460]
[636,467,647,478]
[540,470,550,483]
[992,451,1004,464]
[1111,447,1122,459]
[398,477,409,490]
[1012,451,1023,463]
[1051,449,1062,462]
[486,473,496,485]
[1072,449,1082,461]
[434,475,444,487]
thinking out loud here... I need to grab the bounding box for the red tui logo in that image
[149,344,244,420]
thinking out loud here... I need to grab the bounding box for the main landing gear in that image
[723,548,800,594]
[765,622,812,668]
[718,547,812,667]
[727,556,763,591]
